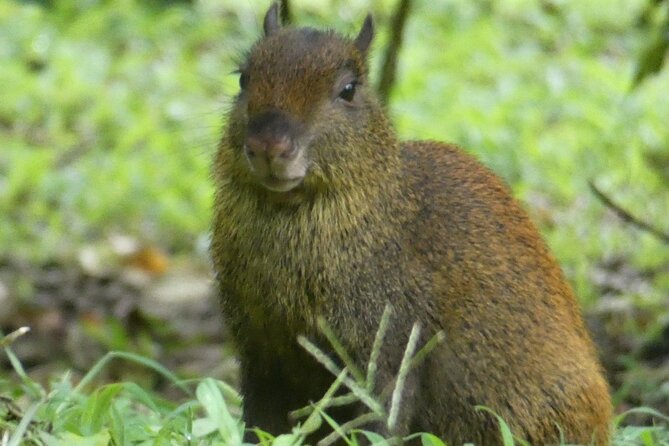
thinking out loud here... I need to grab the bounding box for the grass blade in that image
[7,400,43,446]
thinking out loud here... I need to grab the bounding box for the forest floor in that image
[1,233,669,426]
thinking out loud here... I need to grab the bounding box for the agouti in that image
[211,4,612,445]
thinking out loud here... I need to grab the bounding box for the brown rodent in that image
[211,4,612,445]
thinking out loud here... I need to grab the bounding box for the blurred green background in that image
[1,0,668,418]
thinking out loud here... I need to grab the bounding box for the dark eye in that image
[338,82,356,102]
[239,72,249,90]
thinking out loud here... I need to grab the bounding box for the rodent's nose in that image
[245,135,296,161]
[245,109,303,162]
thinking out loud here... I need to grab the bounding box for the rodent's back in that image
[400,141,611,444]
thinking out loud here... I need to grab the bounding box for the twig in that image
[377,0,413,104]
[588,180,669,244]
[387,322,420,431]
[290,392,359,420]
[280,0,292,25]
[292,368,348,437]
[367,304,393,390]
[409,330,445,370]
[318,318,365,383]
[297,336,385,416]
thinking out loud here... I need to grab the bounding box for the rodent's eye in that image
[239,72,249,90]
[338,82,356,102]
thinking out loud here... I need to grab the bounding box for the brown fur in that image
[211,6,611,445]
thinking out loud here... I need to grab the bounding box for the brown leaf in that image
[124,246,169,275]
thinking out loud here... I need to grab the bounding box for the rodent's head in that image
[223,3,395,198]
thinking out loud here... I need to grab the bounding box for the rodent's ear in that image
[354,14,374,55]
[263,2,282,36]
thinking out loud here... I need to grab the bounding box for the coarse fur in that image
[211,4,612,445]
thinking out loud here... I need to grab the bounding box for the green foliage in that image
[0,335,244,445]
[0,0,667,305]
[4,326,669,445]
[632,0,669,87]
[2,0,669,442]
[192,378,244,443]
[1,0,667,307]
[0,0,232,260]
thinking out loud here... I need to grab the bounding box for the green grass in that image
[2,0,669,444]
[1,328,242,445]
[3,329,669,446]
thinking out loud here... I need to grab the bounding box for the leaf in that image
[251,428,275,446]
[192,417,219,437]
[632,18,669,88]
[80,384,123,436]
[272,433,302,446]
[107,402,127,446]
[8,400,43,446]
[475,406,515,446]
[614,406,669,427]
[420,433,447,446]
[640,428,656,446]
[194,378,243,445]
[41,430,111,446]
[124,245,169,275]
[71,351,190,398]
[216,379,243,406]
[4,344,45,399]
[359,430,391,446]
[298,409,322,435]
[115,381,161,413]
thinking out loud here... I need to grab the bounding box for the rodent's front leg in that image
[239,335,344,442]
[238,351,295,440]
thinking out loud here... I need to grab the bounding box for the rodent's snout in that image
[245,134,296,161]
[243,110,307,192]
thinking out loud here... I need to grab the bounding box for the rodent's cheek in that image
[231,98,249,125]
[285,149,309,178]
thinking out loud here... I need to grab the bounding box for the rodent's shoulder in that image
[400,140,514,206]
[399,140,553,270]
